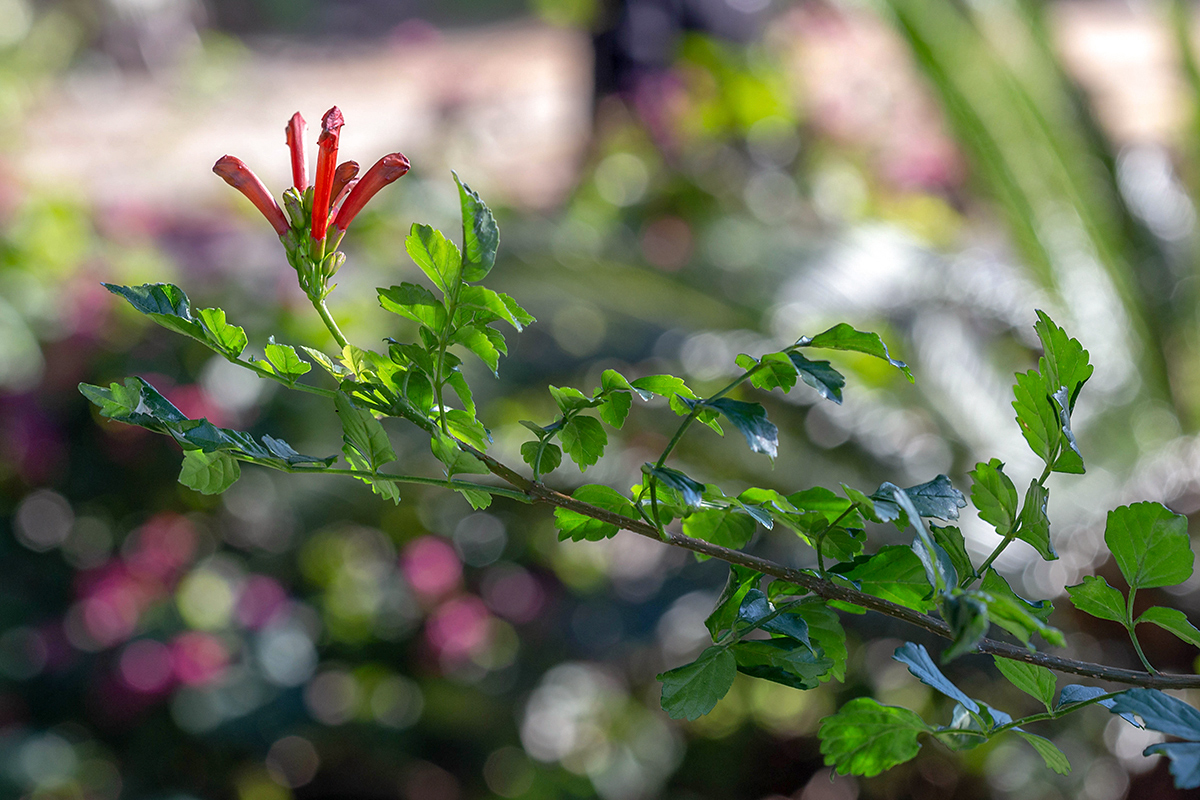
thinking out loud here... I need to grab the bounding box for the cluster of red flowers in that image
[213,107,410,247]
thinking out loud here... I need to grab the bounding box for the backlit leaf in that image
[262,337,312,382]
[683,507,756,550]
[553,484,635,542]
[561,415,607,469]
[800,323,914,382]
[1016,732,1070,775]
[819,698,930,777]
[521,441,562,475]
[994,657,1056,710]
[658,646,737,721]
[378,282,447,330]
[454,172,499,283]
[1137,606,1200,648]
[1105,501,1193,589]
[178,450,240,495]
[1066,575,1126,624]
[406,223,462,295]
[196,307,247,357]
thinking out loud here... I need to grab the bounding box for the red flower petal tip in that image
[333,153,410,232]
[213,155,289,236]
[285,112,308,191]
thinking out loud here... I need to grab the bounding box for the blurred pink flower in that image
[401,536,462,601]
[425,595,490,662]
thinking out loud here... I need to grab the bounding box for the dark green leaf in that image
[1105,501,1193,589]
[893,642,979,712]
[819,698,930,777]
[1049,386,1085,474]
[1066,575,1127,624]
[1111,688,1200,740]
[931,525,973,583]
[980,568,1061,646]
[1012,370,1058,464]
[873,475,966,523]
[104,282,206,341]
[941,593,990,661]
[261,337,311,382]
[80,377,186,431]
[733,589,811,648]
[739,352,799,393]
[430,432,489,478]
[1015,732,1070,775]
[658,645,737,720]
[829,546,935,613]
[520,441,562,475]
[1014,480,1055,560]
[1137,606,1200,648]
[1034,310,1093,413]
[970,458,1018,537]
[705,398,778,458]
[378,283,447,330]
[801,323,914,381]
[994,657,1056,710]
[553,485,635,542]
[789,600,847,681]
[731,639,831,689]
[406,223,462,295]
[196,308,247,357]
[335,392,396,473]
[683,507,756,549]
[705,565,762,640]
[453,172,499,283]
[561,415,607,469]
[178,450,241,495]
[788,351,845,404]
[1145,742,1200,790]
[647,465,706,507]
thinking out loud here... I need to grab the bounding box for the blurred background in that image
[6,0,1200,798]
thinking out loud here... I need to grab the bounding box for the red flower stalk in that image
[213,155,289,236]
[332,153,410,233]
[330,161,359,208]
[285,112,308,191]
[310,106,345,242]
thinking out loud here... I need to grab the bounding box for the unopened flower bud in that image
[213,155,289,236]
[310,106,345,242]
[332,153,410,233]
[285,112,308,191]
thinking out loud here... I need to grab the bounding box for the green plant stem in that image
[990,692,1123,736]
[654,365,762,469]
[232,356,337,398]
[1126,588,1159,675]
[313,298,349,350]
[245,458,531,503]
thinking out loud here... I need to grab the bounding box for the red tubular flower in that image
[310,107,345,242]
[330,161,359,207]
[285,112,308,191]
[213,155,289,236]
[332,153,410,233]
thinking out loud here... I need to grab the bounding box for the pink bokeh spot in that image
[119,639,174,693]
[401,537,462,601]
[425,595,491,662]
[124,513,196,583]
[481,567,544,625]
[236,575,288,629]
[171,631,229,686]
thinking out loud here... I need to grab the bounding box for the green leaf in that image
[104,282,207,341]
[683,507,756,549]
[970,458,1018,538]
[647,465,705,507]
[454,172,499,283]
[980,568,1062,646]
[195,308,247,357]
[873,475,966,524]
[730,639,832,689]
[893,642,979,712]
[548,385,593,413]
[600,368,639,396]
[994,657,1056,710]
[520,441,562,475]
[378,283,447,331]
[1049,386,1085,474]
[819,698,930,777]
[705,398,778,458]
[630,374,697,401]
[178,450,241,495]
[260,337,311,383]
[430,432,489,478]
[1137,606,1200,648]
[553,485,635,542]
[706,565,762,640]
[734,590,811,645]
[789,351,845,403]
[406,223,462,295]
[1012,370,1058,464]
[1015,732,1070,775]
[788,600,848,681]
[458,285,527,330]
[443,370,476,418]
[499,293,535,328]
[931,525,973,583]
[444,409,490,451]
[451,324,501,374]
[1014,480,1055,560]
[1105,501,1193,589]
[300,346,350,379]
[800,322,914,382]
[1110,689,1200,788]
[456,486,492,510]
[1066,575,1127,624]
[561,415,607,470]
[829,546,935,613]
[598,392,632,429]
[335,392,396,473]
[941,593,990,661]
[739,352,799,393]
[658,645,737,721]
[1034,310,1093,413]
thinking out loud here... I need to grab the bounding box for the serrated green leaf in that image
[598,392,632,428]
[458,285,526,330]
[1105,501,1193,590]
[553,484,635,542]
[406,223,462,295]
[1034,310,1093,413]
[196,308,247,357]
[261,337,311,382]
[730,639,831,689]
[1049,386,1085,474]
[683,507,756,550]
[647,464,706,507]
[705,398,778,458]
[1013,370,1058,464]
[630,374,697,401]
[789,600,847,681]
[740,352,799,393]
[600,368,637,395]
[789,351,845,403]
[457,486,492,510]
[443,370,476,418]
[520,441,562,475]
[971,459,1018,538]
[819,698,930,777]
[941,593,990,661]
[658,645,737,721]
[994,657,1057,710]
[300,346,350,378]
[980,568,1061,646]
[498,293,534,328]
[1015,480,1055,560]
[871,475,966,524]
[104,283,207,341]
[444,409,490,451]
[451,324,501,374]
[335,392,396,475]
[894,642,979,711]
[1015,731,1070,775]
[829,545,935,613]
[1066,575,1127,623]
[178,450,240,495]
[705,565,762,640]
[1137,606,1200,648]
[561,415,607,469]
[800,323,914,382]
[378,282,447,331]
[453,172,499,283]
[430,431,489,478]
[549,385,593,413]
[932,525,973,583]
